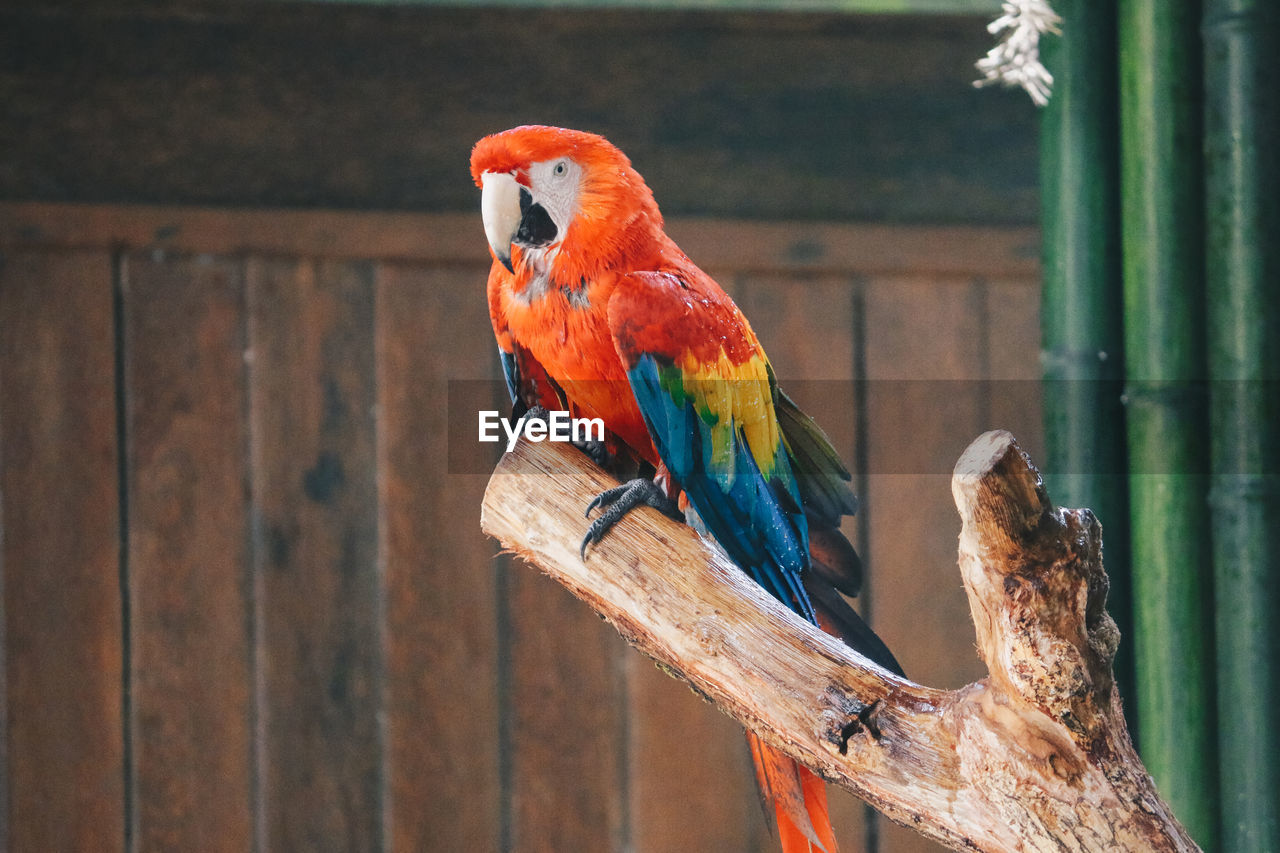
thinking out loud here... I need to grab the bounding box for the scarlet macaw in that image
[471,125,902,853]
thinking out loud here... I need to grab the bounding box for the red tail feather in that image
[748,732,839,853]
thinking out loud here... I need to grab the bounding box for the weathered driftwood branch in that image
[481,430,1199,852]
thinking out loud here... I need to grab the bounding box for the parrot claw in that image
[581,478,683,560]
[574,435,613,468]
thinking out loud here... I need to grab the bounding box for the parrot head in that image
[470,125,662,284]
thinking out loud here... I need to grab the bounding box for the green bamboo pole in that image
[1204,0,1280,849]
[1038,0,1134,719]
[1118,0,1218,848]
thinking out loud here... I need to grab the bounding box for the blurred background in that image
[1,0,1272,852]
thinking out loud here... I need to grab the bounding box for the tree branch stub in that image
[481,430,1198,852]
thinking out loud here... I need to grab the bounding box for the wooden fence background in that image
[0,201,1041,852]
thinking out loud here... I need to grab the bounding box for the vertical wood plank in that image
[0,249,125,852]
[985,280,1044,461]
[862,276,989,853]
[862,276,991,687]
[507,570,628,851]
[627,657,765,853]
[738,273,870,851]
[247,257,383,852]
[375,263,502,851]
[121,253,253,851]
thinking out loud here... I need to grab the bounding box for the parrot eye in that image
[553,160,568,177]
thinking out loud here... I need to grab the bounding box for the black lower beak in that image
[497,248,514,274]
[516,188,558,249]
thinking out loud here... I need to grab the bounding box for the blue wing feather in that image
[627,355,815,622]
[499,349,519,404]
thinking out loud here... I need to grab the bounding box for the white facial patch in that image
[526,157,583,244]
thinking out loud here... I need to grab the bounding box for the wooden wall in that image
[0,202,1040,852]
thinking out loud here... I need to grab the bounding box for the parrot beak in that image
[481,171,521,273]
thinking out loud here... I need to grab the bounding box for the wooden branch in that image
[481,430,1199,852]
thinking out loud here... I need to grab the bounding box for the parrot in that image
[471,125,903,853]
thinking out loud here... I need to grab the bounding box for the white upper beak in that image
[481,171,521,272]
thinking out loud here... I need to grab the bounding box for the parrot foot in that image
[519,405,612,468]
[521,403,550,422]
[581,478,683,559]
[574,435,613,469]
